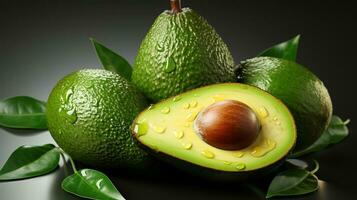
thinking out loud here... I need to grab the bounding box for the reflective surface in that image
[1,0,356,199]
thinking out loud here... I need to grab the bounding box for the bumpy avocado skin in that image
[46,69,152,170]
[238,57,333,150]
[132,8,235,102]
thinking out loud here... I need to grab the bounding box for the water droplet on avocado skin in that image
[165,57,176,73]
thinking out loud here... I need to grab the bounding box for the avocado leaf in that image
[291,115,350,158]
[266,168,318,198]
[0,144,60,181]
[258,35,300,61]
[0,96,47,129]
[91,38,132,81]
[62,169,125,200]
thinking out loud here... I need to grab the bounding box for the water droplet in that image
[173,96,182,102]
[147,104,154,110]
[224,161,232,165]
[174,130,184,139]
[212,94,225,102]
[275,121,281,125]
[66,108,77,124]
[235,163,246,170]
[190,101,198,108]
[250,139,276,158]
[152,124,166,134]
[234,151,245,158]
[81,169,88,176]
[182,142,192,150]
[65,89,74,101]
[134,122,148,137]
[251,147,264,157]
[258,107,269,118]
[161,107,170,114]
[183,103,190,109]
[96,179,104,189]
[186,111,198,122]
[201,150,215,159]
[165,57,176,73]
[273,116,278,121]
[156,43,165,52]
[266,139,277,149]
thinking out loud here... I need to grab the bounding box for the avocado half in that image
[132,83,296,181]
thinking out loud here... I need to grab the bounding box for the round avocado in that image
[132,8,235,102]
[237,57,333,150]
[46,69,152,170]
[132,83,296,180]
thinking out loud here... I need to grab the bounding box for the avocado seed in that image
[194,100,260,150]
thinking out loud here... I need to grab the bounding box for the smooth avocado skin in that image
[237,57,333,150]
[132,8,235,102]
[132,83,296,181]
[46,69,153,171]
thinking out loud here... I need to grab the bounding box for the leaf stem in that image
[310,160,320,174]
[343,119,350,125]
[57,148,77,173]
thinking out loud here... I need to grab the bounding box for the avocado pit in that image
[194,100,260,150]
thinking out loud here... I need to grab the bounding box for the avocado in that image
[237,57,332,150]
[132,83,296,180]
[46,69,152,170]
[132,4,235,102]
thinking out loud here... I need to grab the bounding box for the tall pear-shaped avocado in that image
[132,0,235,102]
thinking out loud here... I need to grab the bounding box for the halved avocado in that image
[132,83,296,180]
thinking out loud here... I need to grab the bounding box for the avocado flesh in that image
[133,83,296,172]
[132,8,235,102]
[238,57,332,150]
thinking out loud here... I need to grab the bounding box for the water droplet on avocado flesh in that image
[133,83,296,173]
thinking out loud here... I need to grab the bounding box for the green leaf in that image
[0,144,60,180]
[291,115,350,158]
[258,35,300,61]
[62,169,125,200]
[0,96,47,129]
[91,38,132,80]
[266,168,318,198]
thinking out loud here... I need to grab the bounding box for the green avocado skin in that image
[46,69,152,170]
[238,57,332,150]
[132,8,235,102]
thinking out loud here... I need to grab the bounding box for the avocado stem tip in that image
[170,0,182,14]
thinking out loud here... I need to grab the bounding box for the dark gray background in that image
[0,0,356,199]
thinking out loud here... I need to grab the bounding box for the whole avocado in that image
[46,69,152,170]
[237,57,333,150]
[132,6,235,102]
